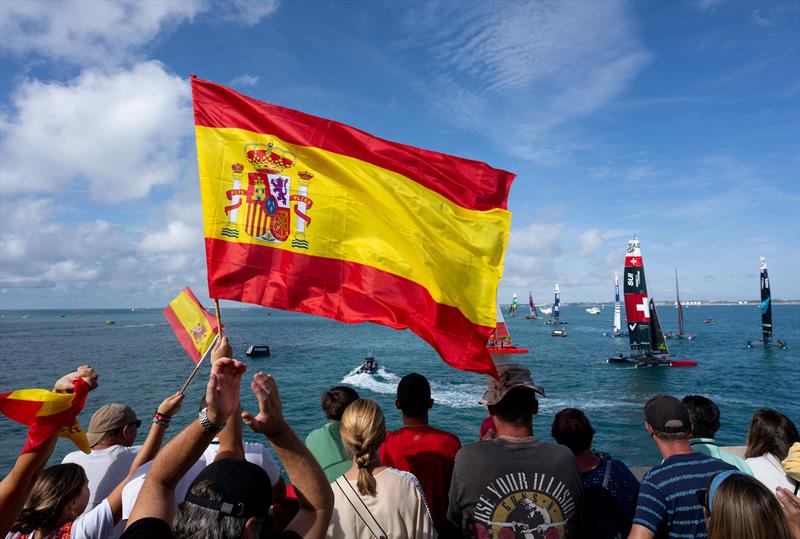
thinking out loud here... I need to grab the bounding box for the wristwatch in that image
[198,407,226,434]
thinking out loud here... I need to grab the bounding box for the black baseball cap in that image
[397,373,431,403]
[184,459,271,519]
[645,395,691,434]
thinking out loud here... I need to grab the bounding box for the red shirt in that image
[380,425,461,534]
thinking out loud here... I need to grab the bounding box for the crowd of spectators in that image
[1,344,798,539]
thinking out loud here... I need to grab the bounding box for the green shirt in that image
[305,421,353,482]
[689,438,753,475]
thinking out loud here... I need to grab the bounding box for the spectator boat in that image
[356,353,378,374]
[246,344,271,357]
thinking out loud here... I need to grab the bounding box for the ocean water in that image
[1,305,798,474]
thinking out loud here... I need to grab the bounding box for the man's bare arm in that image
[628,524,656,539]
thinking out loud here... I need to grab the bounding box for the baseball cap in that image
[479,364,545,406]
[184,459,272,519]
[397,373,431,403]
[644,395,691,434]
[87,403,138,447]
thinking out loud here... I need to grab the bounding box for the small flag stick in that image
[214,299,222,336]
[178,334,218,395]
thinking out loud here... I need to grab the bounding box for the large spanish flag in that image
[192,77,515,376]
[0,378,91,454]
[164,287,221,364]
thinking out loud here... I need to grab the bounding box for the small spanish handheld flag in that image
[193,77,515,376]
[164,287,221,364]
[0,377,91,454]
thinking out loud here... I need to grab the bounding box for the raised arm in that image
[242,372,333,539]
[126,358,246,527]
[104,392,185,522]
[0,365,99,535]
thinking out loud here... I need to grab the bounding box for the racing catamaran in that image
[602,272,625,337]
[524,291,538,320]
[509,293,518,317]
[545,284,562,326]
[487,305,529,355]
[746,257,787,349]
[665,268,695,340]
[607,238,697,367]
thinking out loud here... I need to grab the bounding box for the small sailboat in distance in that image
[607,238,697,367]
[746,257,787,349]
[487,305,529,355]
[665,268,696,340]
[545,284,562,325]
[524,290,538,319]
[603,272,626,337]
[508,293,518,317]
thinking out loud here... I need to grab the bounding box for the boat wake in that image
[340,367,486,409]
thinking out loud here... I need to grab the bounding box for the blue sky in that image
[0,0,798,309]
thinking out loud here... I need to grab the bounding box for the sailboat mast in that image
[623,238,652,356]
[613,272,621,333]
[675,268,684,336]
[553,284,560,321]
[760,256,772,343]
[529,291,536,318]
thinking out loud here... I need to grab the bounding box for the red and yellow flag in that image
[0,378,91,454]
[192,77,515,376]
[163,287,220,364]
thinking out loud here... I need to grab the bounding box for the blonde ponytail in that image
[340,399,386,496]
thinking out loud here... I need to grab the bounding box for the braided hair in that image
[339,399,386,496]
[11,463,87,535]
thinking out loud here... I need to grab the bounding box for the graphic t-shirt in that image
[448,439,582,539]
[380,425,461,534]
[633,452,736,539]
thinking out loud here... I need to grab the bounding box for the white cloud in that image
[0,62,192,203]
[139,221,200,253]
[230,74,260,88]
[508,223,566,257]
[219,0,280,26]
[398,1,650,162]
[0,0,204,67]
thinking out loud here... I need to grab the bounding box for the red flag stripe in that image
[206,238,498,376]
[163,305,203,363]
[192,77,514,212]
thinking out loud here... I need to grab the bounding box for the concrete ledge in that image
[628,446,747,480]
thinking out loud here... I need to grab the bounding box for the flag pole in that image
[214,299,222,336]
[177,334,217,395]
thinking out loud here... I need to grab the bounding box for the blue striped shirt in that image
[633,452,736,538]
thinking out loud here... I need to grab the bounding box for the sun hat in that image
[479,364,545,406]
[184,459,272,519]
[644,395,690,434]
[87,403,138,447]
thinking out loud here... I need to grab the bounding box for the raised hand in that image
[205,357,246,426]
[53,365,99,393]
[776,487,800,538]
[242,372,288,438]
[157,393,185,417]
[211,335,232,364]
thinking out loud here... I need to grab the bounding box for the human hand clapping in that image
[242,372,288,438]
[205,357,246,425]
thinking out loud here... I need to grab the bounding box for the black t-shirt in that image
[120,517,303,539]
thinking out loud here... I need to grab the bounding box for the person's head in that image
[173,459,272,539]
[320,386,360,421]
[682,395,721,439]
[701,471,792,539]
[644,395,691,441]
[745,408,800,460]
[551,408,595,455]
[395,372,432,420]
[11,463,89,534]
[87,403,140,447]
[481,364,545,427]
[339,399,386,496]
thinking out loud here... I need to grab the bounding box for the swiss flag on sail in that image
[625,293,651,322]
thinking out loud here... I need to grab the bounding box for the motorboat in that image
[246,344,271,357]
[585,307,601,315]
[551,328,567,337]
[356,353,378,374]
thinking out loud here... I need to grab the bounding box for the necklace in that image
[498,434,535,441]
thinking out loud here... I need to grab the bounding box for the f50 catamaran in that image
[607,238,697,367]
[487,305,529,355]
[665,268,695,340]
[746,257,787,349]
[524,291,538,320]
[603,272,625,337]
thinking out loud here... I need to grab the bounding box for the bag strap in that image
[335,476,387,539]
[601,458,612,489]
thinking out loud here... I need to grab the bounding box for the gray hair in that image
[172,481,256,539]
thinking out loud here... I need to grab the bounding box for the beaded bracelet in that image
[152,411,171,427]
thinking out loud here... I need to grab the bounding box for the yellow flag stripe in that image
[196,126,511,327]
[169,292,216,356]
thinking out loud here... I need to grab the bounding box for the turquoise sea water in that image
[1,305,798,474]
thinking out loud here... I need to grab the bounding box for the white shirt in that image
[746,452,797,494]
[62,445,140,511]
[5,499,114,539]
[121,439,281,520]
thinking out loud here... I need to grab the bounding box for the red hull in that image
[487,347,529,355]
